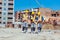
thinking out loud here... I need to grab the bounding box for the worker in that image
[30,11,36,33]
[38,12,43,32]
[22,10,28,33]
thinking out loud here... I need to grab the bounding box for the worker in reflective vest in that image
[22,11,28,33]
[37,12,42,32]
[30,11,36,33]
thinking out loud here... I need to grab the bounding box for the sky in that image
[14,0,60,11]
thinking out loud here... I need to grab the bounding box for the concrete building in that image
[15,11,23,22]
[14,11,23,28]
[0,0,14,28]
[39,8,60,22]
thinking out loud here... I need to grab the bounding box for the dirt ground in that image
[0,28,60,40]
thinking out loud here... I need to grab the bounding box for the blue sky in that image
[14,0,60,11]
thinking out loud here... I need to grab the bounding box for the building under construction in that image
[14,8,60,29]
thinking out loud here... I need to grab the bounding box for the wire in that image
[35,0,44,8]
[34,0,42,8]
[31,0,43,8]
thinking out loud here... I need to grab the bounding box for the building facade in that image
[0,0,14,28]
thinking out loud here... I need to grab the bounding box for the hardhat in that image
[24,10,29,13]
[32,11,34,14]
[38,11,41,15]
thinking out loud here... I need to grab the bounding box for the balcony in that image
[8,6,13,8]
[7,15,13,17]
[8,1,13,4]
[8,10,13,12]
[7,19,13,22]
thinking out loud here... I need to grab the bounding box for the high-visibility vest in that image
[24,10,29,13]
[23,14,28,20]
[32,11,35,15]
[38,12,41,15]
[31,16,35,22]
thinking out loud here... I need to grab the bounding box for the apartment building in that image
[0,0,14,28]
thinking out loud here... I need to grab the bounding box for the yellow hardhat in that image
[32,11,34,14]
[24,10,29,13]
[38,11,41,15]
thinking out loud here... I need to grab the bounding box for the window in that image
[0,12,2,14]
[8,17,13,19]
[0,22,1,24]
[3,12,6,15]
[8,8,13,10]
[0,17,1,19]
[56,12,59,16]
[0,2,2,4]
[4,0,6,1]
[8,12,13,15]
[0,7,2,9]
[8,3,13,5]
[4,8,6,10]
[51,14,56,17]
[3,17,6,20]
[3,22,5,24]
[4,3,6,6]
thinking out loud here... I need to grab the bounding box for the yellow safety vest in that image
[23,14,28,20]
[31,16,35,22]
